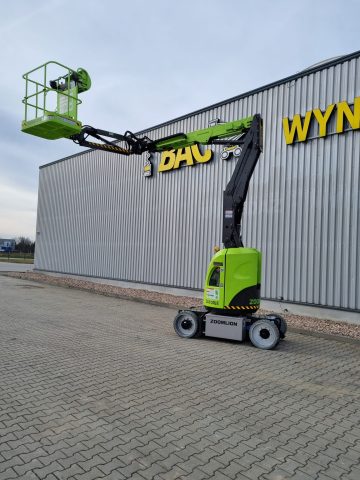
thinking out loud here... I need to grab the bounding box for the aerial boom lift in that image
[21,61,286,349]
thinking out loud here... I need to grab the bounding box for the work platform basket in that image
[21,61,90,140]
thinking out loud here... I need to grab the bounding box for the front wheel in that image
[173,311,201,338]
[249,319,280,350]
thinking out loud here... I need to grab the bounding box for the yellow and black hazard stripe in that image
[223,305,258,310]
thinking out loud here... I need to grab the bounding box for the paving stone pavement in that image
[0,274,359,480]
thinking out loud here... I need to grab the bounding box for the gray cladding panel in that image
[35,57,360,310]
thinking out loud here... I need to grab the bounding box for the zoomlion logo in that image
[210,319,238,326]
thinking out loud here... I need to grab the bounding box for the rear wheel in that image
[249,319,280,350]
[277,316,287,338]
[266,315,287,338]
[173,311,201,338]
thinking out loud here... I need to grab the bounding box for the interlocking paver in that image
[290,471,314,480]
[241,463,268,479]
[32,461,63,479]
[0,274,359,480]
[137,451,166,468]
[159,466,188,480]
[53,464,85,479]
[115,460,148,478]
[346,465,360,480]
[320,463,350,480]
[252,455,280,472]
[198,457,224,475]
[97,457,125,475]
[0,468,21,480]
[57,452,87,470]
[137,462,167,479]
[2,445,29,461]
[311,452,335,468]
[101,470,126,480]
[0,455,25,474]
[178,468,210,480]
[217,460,247,479]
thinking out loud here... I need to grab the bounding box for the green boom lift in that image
[22,61,286,350]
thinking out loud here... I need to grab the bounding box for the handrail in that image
[22,61,81,122]
[22,60,76,79]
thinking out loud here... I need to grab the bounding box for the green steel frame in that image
[22,61,85,140]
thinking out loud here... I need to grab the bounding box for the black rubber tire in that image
[249,319,280,350]
[278,316,287,338]
[173,311,201,338]
[266,315,287,338]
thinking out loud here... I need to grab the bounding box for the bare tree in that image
[16,237,35,254]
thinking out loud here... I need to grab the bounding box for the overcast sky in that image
[0,0,359,240]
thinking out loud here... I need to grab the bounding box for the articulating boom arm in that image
[70,117,254,155]
[223,114,263,248]
[72,116,262,250]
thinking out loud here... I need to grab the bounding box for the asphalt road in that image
[0,261,33,272]
[0,274,359,480]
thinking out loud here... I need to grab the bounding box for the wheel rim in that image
[176,314,196,337]
[250,322,277,348]
[259,328,270,340]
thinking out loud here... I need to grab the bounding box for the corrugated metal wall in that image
[35,56,360,311]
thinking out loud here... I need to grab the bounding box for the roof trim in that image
[40,49,360,170]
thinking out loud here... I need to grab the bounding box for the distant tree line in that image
[16,237,35,254]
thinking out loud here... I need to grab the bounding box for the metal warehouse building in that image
[35,51,360,317]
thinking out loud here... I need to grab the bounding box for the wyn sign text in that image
[283,97,360,145]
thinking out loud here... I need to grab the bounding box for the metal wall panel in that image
[35,56,360,311]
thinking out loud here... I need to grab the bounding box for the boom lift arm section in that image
[222,114,263,248]
[70,117,254,156]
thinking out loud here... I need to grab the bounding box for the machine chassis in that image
[173,309,287,350]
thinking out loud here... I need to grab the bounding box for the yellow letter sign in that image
[283,97,360,145]
[158,145,212,173]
